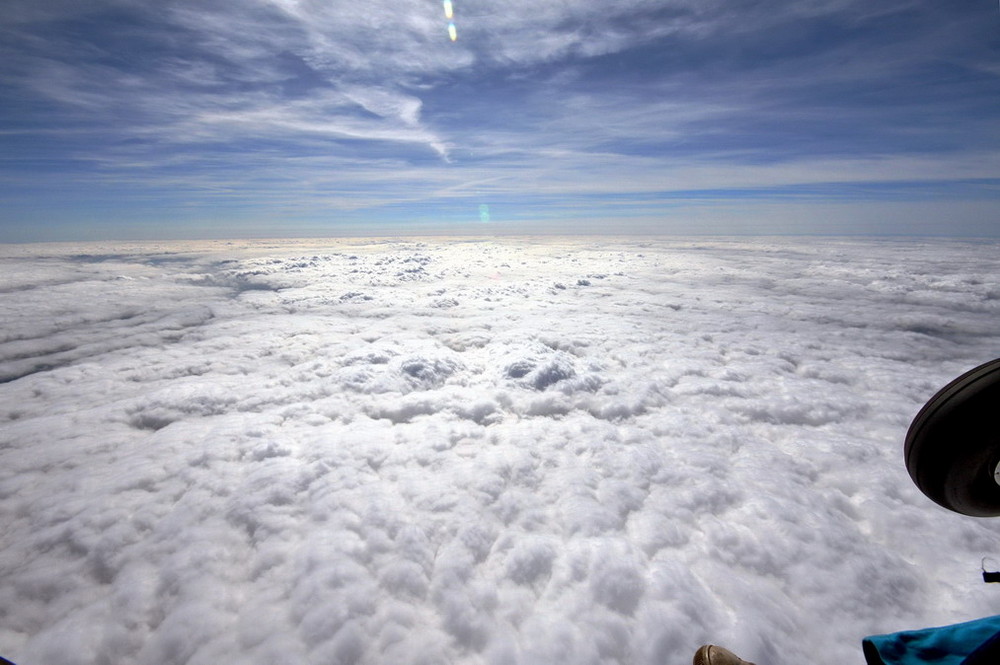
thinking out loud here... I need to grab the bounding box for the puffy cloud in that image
[1,237,1000,665]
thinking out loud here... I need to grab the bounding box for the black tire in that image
[904,357,1000,517]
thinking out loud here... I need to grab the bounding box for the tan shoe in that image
[693,644,756,665]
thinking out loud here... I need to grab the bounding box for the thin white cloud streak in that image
[20,148,994,202]
[21,65,451,160]
[3,1,458,159]
[11,35,991,195]
[2,147,993,239]
[3,0,934,141]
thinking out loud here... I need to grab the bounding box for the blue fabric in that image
[863,616,1000,665]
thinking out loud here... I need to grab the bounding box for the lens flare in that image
[479,204,490,222]
[443,1,457,41]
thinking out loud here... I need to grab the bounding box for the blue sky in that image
[0,0,998,240]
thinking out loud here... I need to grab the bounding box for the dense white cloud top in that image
[1,237,999,665]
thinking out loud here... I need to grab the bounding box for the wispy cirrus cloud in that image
[0,0,997,238]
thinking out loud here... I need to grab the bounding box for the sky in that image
[0,1,998,240]
[2,237,1000,665]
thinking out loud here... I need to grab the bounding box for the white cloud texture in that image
[2,237,1000,665]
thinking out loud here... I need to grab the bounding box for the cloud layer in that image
[2,237,1000,665]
